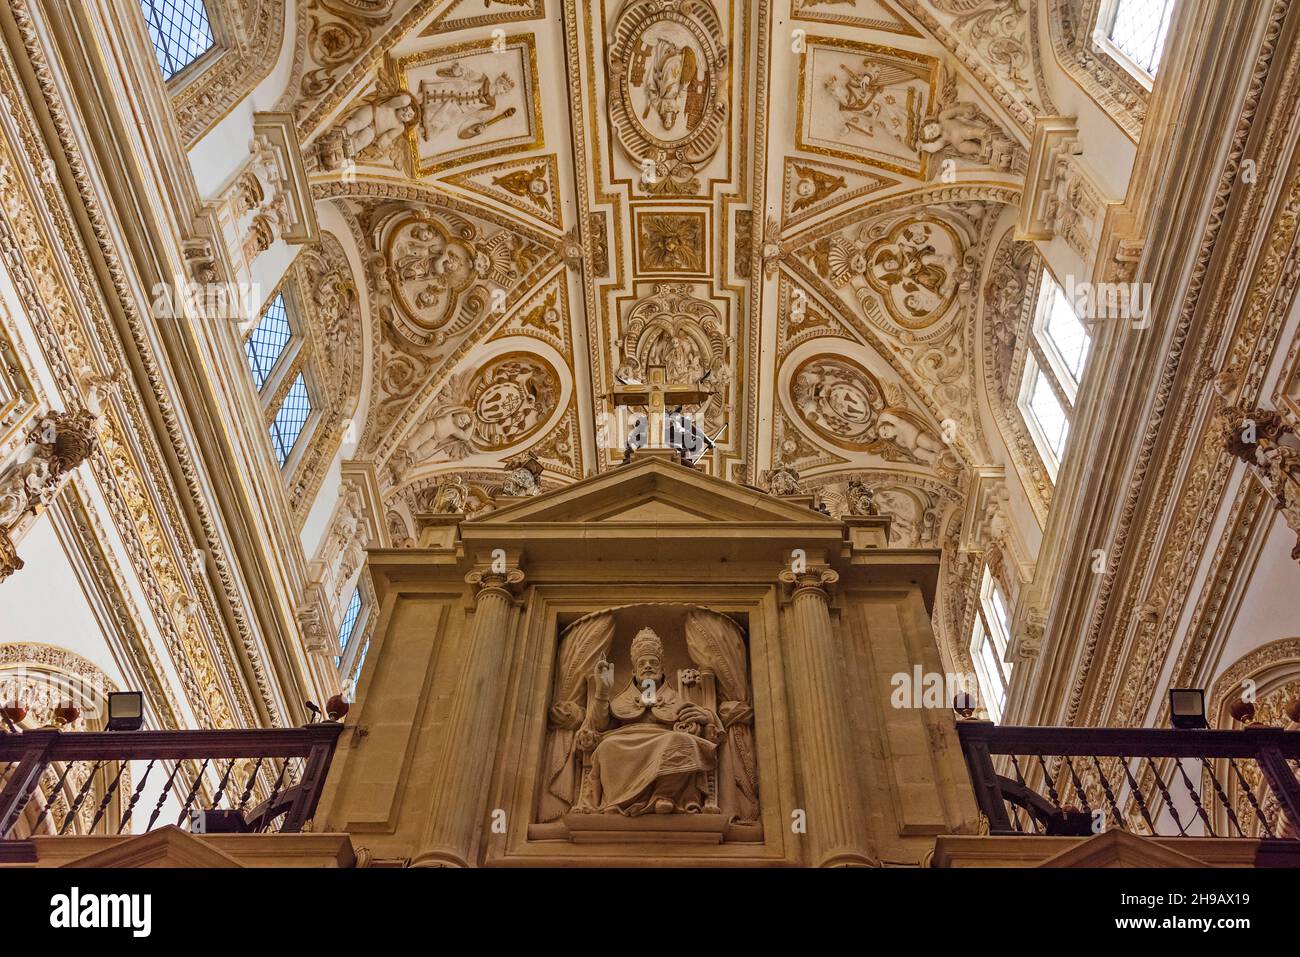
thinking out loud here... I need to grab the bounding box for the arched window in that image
[1097,0,1177,81]
[244,289,321,474]
[1017,270,1091,479]
[970,566,1014,721]
[137,0,215,81]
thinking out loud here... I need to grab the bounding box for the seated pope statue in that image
[582,628,720,815]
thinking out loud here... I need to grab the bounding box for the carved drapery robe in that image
[540,612,615,823]
[588,680,717,815]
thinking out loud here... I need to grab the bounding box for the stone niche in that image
[314,455,978,867]
[530,604,762,846]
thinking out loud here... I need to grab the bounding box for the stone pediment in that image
[468,456,838,527]
[55,826,244,869]
[1036,829,1209,868]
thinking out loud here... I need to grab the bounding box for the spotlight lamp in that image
[105,691,145,731]
[1168,688,1208,730]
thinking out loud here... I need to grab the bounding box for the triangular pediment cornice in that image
[467,457,838,527]
[1037,829,1209,868]
[54,826,244,869]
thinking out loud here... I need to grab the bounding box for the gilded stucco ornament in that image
[760,464,804,497]
[846,477,879,516]
[619,283,732,434]
[789,355,948,466]
[313,57,418,173]
[1219,393,1300,563]
[366,203,547,354]
[500,452,545,497]
[607,0,730,195]
[0,408,97,582]
[400,352,561,465]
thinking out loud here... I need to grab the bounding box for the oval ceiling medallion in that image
[861,216,961,330]
[608,0,729,165]
[383,211,487,342]
[467,351,562,452]
[789,354,886,450]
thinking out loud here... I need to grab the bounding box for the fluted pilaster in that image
[778,565,875,866]
[411,563,525,867]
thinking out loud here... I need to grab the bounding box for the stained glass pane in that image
[138,0,215,80]
[1108,0,1176,75]
[245,294,292,391]
[268,373,311,466]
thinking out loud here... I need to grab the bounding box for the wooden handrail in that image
[956,720,1300,838]
[0,724,343,839]
[956,721,1300,758]
[0,725,344,761]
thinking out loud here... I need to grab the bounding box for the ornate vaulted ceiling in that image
[279,0,1043,560]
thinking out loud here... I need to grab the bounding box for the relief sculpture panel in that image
[539,607,759,838]
[607,0,730,194]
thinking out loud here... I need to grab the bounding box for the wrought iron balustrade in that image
[958,721,1300,839]
[0,724,342,846]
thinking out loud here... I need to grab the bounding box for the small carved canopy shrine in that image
[315,454,977,866]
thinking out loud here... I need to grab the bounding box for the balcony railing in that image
[0,724,342,850]
[958,721,1300,839]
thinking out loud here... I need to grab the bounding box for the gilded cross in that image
[609,365,712,458]
[609,365,710,415]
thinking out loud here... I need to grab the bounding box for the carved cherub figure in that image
[846,477,879,516]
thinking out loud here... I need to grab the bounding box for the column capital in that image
[778,566,839,601]
[465,566,526,600]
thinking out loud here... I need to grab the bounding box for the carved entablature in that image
[959,464,1033,582]
[1015,117,1104,267]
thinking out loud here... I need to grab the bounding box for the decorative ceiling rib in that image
[281,1,1049,580]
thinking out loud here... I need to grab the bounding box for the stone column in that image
[411,560,525,867]
[778,565,875,866]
